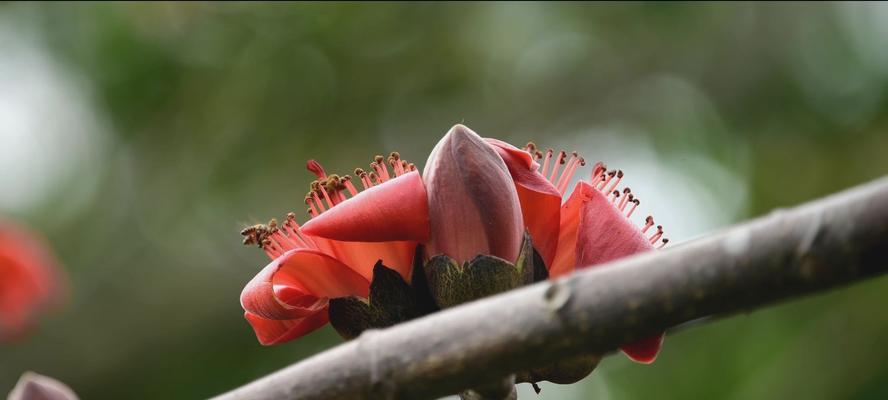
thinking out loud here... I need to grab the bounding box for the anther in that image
[625,199,639,218]
[591,162,607,180]
[548,150,567,182]
[642,216,654,233]
[618,188,631,209]
[657,238,669,249]
[600,170,616,192]
[540,149,554,176]
[604,170,623,194]
[649,226,664,244]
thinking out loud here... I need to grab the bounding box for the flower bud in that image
[423,124,524,262]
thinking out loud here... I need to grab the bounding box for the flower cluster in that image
[239,125,668,364]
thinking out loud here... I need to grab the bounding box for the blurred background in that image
[1,2,887,399]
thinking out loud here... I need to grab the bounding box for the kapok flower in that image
[0,220,64,342]
[239,157,428,345]
[303,125,531,310]
[488,139,668,364]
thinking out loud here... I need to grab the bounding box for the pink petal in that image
[569,183,663,363]
[486,138,562,268]
[424,125,524,262]
[244,310,330,346]
[301,171,430,243]
[575,183,653,268]
[240,249,369,320]
[620,333,665,364]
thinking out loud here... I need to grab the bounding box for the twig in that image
[212,177,888,400]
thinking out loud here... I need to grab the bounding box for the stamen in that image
[649,226,664,244]
[627,199,639,218]
[556,155,584,195]
[373,155,390,181]
[642,216,654,234]
[316,182,335,210]
[284,213,308,247]
[657,238,669,249]
[368,171,381,185]
[611,190,621,204]
[304,196,319,217]
[600,170,616,192]
[618,188,631,209]
[355,168,372,189]
[261,239,281,259]
[605,170,623,195]
[310,190,327,213]
[591,162,607,181]
[540,149,554,176]
[407,163,417,172]
[306,160,327,179]
[342,175,359,196]
[525,142,537,153]
[389,152,405,176]
[548,151,567,182]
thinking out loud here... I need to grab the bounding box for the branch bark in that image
[213,177,888,400]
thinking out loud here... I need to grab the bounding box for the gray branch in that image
[213,177,888,400]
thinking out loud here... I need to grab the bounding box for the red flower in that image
[487,139,668,364]
[243,124,668,361]
[0,220,64,342]
[240,159,429,345]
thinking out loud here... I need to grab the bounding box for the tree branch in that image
[213,177,888,400]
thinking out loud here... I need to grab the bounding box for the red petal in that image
[549,182,592,277]
[244,310,329,345]
[485,138,535,169]
[487,138,561,268]
[301,171,430,243]
[620,333,665,364]
[575,184,653,268]
[310,237,415,282]
[240,249,369,320]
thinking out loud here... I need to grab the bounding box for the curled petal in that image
[486,138,561,268]
[301,171,430,243]
[424,125,524,262]
[244,310,330,346]
[621,333,665,364]
[240,249,369,320]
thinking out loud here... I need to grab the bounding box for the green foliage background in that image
[1,3,887,399]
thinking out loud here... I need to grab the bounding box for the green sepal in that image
[329,261,432,340]
[425,232,535,309]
